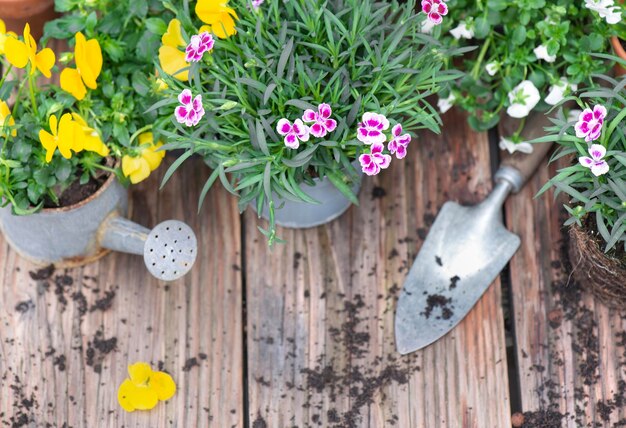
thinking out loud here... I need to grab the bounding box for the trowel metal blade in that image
[394,201,520,354]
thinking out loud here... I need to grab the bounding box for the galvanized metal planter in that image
[0,173,197,281]
[254,169,363,229]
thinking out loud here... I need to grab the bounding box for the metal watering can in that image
[0,174,197,281]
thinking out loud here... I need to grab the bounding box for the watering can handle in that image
[495,114,554,193]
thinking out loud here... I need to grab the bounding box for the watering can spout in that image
[99,216,197,281]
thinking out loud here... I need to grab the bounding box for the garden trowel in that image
[395,115,552,354]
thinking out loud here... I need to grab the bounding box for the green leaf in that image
[326,170,359,205]
[198,166,221,211]
[145,17,168,35]
[277,37,294,80]
[160,150,194,189]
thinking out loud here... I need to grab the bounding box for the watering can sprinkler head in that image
[99,216,197,281]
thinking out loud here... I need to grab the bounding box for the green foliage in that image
[0,0,173,214]
[160,0,460,245]
[44,0,175,147]
[439,0,626,131]
[537,73,626,255]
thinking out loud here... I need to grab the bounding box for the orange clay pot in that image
[610,36,626,76]
[0,0,58,39]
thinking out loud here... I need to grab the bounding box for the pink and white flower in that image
[175,89,205,127]
[575,105,607,142]
[252,0,264,8]
[276,118,310,149]
[579,144,610,176]
[357,112,390,145]
[421,0,448,25]
[302,103,337,138]
[359,143,392,176]
[387,124,411,159]
[185,32,214,62]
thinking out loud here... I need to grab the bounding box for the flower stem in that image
[0,64,13,91]
[471,37,491,81]
[129,124,154,145]
[28,71,39,117]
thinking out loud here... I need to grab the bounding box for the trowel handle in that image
[495,114,553,193]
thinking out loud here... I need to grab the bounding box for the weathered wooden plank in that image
[505,145,626,427]
[244,108,511,428]
[0,157,243,427]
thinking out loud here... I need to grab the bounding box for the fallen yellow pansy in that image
[117,362,176,412]
[4,23,55,77]
[60,32,103,100]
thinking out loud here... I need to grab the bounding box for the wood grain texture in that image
[244,108,511,428]
[504,128,626,427]
[0,157,243,428]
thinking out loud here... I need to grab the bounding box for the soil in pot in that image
[567,217,626,307]
[45,173,108,208]
[42,159,114,209]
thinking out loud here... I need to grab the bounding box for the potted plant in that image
[0,19,197,280]
[154,0,460,245]
[537,73,626,306]
[434,0,625,153]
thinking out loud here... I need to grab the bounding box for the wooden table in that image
[1,108,624,428]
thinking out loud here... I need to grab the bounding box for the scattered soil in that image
[449,275,460,290]
[28,265,55,281]
[182,357,199,372]
[89,290,116,312]
[371,186,386,199]
[518,228,626,427]
[14,300,34,314]
[520,409,564,427]
[421,294,453,320]
[255,291,420,428]
[85,328,117,374]
[5,375,37,428]
[252,414,268,428]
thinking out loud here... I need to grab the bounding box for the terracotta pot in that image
[567,224,626,308]
[610,36,626,76]
[0,0,58,39]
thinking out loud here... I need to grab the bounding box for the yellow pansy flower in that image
[158,19,189,81]
[38,113,78,162]
[0,101,16,138]
[196,0,238,39]
[4,23,55,77]
[117,362,176,412]
[60,32,103,100]
[71,113,109,157]
[121,132,166,184]
[0,19,18,55]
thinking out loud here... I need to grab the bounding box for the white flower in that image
[584,0,622,24]
[485,61,499,76]
[533,44,556,63]
[499,137,534,154]
[545,78,578,106]
[450,22,474,40]
[420,19,436,34]
[506,80,541,118]
[437,92,456,114]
